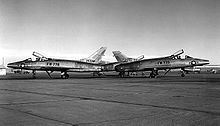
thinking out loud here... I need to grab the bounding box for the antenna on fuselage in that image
[2,57,4,66]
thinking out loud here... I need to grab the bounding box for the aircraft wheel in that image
[65,74,69,79]
[150,71,158,78]
[181,73,185,77]
[97,73,102,76]
[150,72,156,78]
[119,72,125,78]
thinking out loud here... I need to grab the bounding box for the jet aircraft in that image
[113,49,209,78]
[7,47,106,79]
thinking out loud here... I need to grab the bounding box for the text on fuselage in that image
[46,62,60,66]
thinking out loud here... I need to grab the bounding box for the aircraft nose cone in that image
[7,62,19,68]
[7,63,14,68]
[197,59,209,65]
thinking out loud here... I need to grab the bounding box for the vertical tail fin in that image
[88,47,107,62]
[81,47,107,63]
[112,51,129,62]
[113,51,144,62]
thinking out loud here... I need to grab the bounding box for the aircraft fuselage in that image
[7,58,102,72]
[115,57,209,72]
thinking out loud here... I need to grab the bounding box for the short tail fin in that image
[112,51,129,62]
[113,51,144,62]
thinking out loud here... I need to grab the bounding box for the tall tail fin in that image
[81,47,107,63]
[88,47,107,62]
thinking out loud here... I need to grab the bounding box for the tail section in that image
[89,47,107,62]
[113,51,144,62]
[81,47,107,63]
[112,51,128,62]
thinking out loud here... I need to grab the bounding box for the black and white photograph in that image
[0,0,220,125]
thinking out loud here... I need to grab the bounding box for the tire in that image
[65,74,69,79]
[181,73,185,77]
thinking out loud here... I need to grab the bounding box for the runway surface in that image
[0,73,220,126]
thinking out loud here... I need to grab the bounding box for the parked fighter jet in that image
[7,48,106,79]
[80,47,107,64]
[113,51,144,62]
[114,49,209,78]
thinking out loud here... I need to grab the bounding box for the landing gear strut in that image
[180,68,186,77]
[32,70,36,79]
[61,71,69,79]
[119,72,125,77]
[46,71,53,79]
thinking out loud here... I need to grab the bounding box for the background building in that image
[0,65,6,75]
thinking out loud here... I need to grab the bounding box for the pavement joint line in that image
[1,88,220,116]
[72,114,166,126]
[0,106,146,126]
[0,104,176,126]
[0,99,76,106]
[1,87,219,99]
[62,86,220,99]
[0,106,74,126]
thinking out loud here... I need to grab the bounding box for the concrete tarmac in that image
[0,73,220,126]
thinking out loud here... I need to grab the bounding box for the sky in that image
[0,0,220,65]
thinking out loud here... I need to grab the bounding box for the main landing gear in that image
[181,71,185,77]
[118,72,133,77]
[93,72,104,77]
[61,71,69,79]
[149,70,158,78]
[119,72,125,77]
[180,68,186,77]
[119,71,159,78]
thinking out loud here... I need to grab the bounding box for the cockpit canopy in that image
[23,58,32,62]
[22,57,52,62]
[168,49,196,60]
